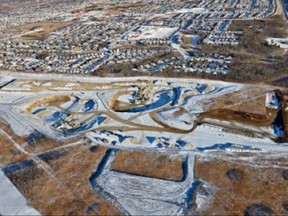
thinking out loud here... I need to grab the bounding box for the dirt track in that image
[200,108,276,127]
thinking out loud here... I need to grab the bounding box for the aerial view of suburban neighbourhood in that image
[0,0,288,215]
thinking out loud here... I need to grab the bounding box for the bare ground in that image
[14,22,70,40]
[5,144,122,215]
[195,152,288,216]
[111,150,184,181]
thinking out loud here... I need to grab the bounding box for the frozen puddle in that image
[0,170,40,215]
[90,151,195,215]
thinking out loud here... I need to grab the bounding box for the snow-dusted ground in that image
[0,74,15,87]
[127,26,179,40]
[0,92,32,104]
[194,180,216,212]
[0,71,285,153]
[266,37,288,49]
[0,105,35,136]
[0,71,284,152]
[171,40,190,59]
[90,150,195,215]
[0,70,243,86]
[156,108,196,130]
[169,8,208,14]
[0,171,41,216]
[0,71,287,215]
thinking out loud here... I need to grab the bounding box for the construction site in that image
[0,71,287,215]
[0,0,288,215]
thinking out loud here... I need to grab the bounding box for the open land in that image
[195,152,288,216]
[0,70,287,215]
[0,0,288,215]
[111,150,184,181]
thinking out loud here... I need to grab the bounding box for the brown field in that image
[5,144,122,215]
[111,150,184,181]
[0,120,25,144]
[0,119,82,155]
[195,153,288,215]
[202,86,270,115]
[15,22,69,40]
[24,135,83,154]
[0,115,122,215]
[200,108,275,127]
[0,133,27,167]
[72,3,145,17]
[105,4,144,16]
[198,87,281,136]
[199,18,288,83]
[228,19,288,83]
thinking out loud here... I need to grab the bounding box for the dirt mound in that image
[282,170,288,180]
[225,168,244,181]
[201,109,274,127]
[283,204,288,212]
[244,204,275,216]
[25,95,71,112]
[89,145,98,153]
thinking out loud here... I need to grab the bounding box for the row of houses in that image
[0,0,277,77]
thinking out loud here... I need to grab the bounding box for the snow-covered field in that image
[90,150,195,215]
[0,171,40,215]
[127,26,178,40]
